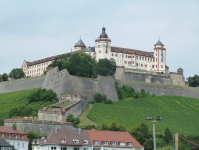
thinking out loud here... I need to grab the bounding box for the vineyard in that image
[0,88,57,122]
[87,95,199,135]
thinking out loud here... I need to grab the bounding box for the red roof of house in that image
[88,130,143,148]
[0,126,29,141]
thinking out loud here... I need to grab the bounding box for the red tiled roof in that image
[25,49,85,67]
[0,126,29,141]
[88,130,143,148]
[111,46,154,58]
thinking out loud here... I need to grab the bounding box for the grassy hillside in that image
[0,88,56,123]
[87,95,199,135]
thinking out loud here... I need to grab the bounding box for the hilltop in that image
[87,95,199,135]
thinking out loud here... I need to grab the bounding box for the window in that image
[99,50,101,53]
[74,147,79,150]
[116,54,117,57]
[51,147,56,150]
[98,45,100,47]
[8,134,11,138]
[73,139,79,144]
[13,142,15,146]
[112,53,113,56]
[61,147,67,150]
[127,142,133,146]
[89,53,91,55]
[94,140,100,145]
[21,135,24,139]
[161,65,163,68]
[1,134,4,138]
[141,64,143,67]
[142,57,144,60]
[83,140,88,144]
[148,58,149,61]
[22,143,24,148]
[136,56,138,59]
[136,63,138,66]
[61,139,66,143]
[133,56,134,58]
[145,64,147,68]
[156,65,157,68]
[102,141,108,145]
[15,135,18,139]
[153,59,155,62]
[111,141,116,145]
[18,143,20,148]
[119,142,125,146]
[133,61,134,64]
[125,61,127,64]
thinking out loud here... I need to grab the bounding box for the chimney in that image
[39,136,41,139]
[13,126,17,130]
[78,128,81,134]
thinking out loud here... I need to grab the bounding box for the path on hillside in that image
[78,104,97,126]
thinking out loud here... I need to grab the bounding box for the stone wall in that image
[4,119,73,135]
[115,67,186,86]
[0,76,45,93]
[117,80,199,99]
[38,98,88,122]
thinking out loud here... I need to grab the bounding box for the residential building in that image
[0,138,14,150]
[33,128,144,150]
[0,126,29,150]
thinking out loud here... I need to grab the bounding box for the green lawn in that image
[87,95,199,135]
[47,101,77,110]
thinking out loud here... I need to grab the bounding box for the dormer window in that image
[9,134,11,138]
[15,135,18,139]
[102,141,108,145]
[60,139,66,143]
[94,140,100,145]
[111,141,116,146]
[1,134,4,138]
[83,140,88,144]
[21,135,24,139]
[119,142,125,146]
[127,142,133,146]
[73,139,79,144]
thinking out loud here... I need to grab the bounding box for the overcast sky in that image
[0,0,198,79]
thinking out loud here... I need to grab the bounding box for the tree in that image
[102,123,109,130]
[164,127,172,143]
[1,73,8,81]
[118,124,126,132]
[93,92,102,103]
[66,114,80,127]
[96,59,116,76]
[43,70,47,75]
[130,123,149,145]
[109,122,118,131]
[187,75,199,87]
[143,138,153,150]
[28,139,32,150]
[26,131,39,140]
[10,68,25,79]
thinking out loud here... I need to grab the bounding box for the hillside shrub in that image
[93,92,107,103]
[88,101,95,104]
[164,127,172,143]
[66,114,80,127]
[104,99,113,104]
[28,88,58,103]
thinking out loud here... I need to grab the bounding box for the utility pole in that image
[153,119,156,150]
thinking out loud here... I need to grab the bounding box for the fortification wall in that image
[38,99,88,122]
[117,80,199,99]
[43,67,118,101]
[0,76,45,93]
[4,119,73,135]
[115,67,185,86]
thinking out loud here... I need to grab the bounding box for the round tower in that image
[95,27,111,61]
[74,38,86,51]
[177,67,183,75]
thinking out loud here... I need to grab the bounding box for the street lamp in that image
[145,116,163,150]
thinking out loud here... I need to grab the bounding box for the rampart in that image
[4,119,73,135]
[38,95,88,122]
[115,67,186,86]
[0,76,45,93]
[117,80,199,99]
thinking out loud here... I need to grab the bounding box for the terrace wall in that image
[4,119,73,135]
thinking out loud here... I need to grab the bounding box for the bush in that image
[104,99,113,104]
[12,123,16,127]
[93,92,107,103]
[88,101,95,104]
[66,114,80,127]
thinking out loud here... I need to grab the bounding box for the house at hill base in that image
[32,128,144,150]
[0,138,14,150]
[0,126,29,150]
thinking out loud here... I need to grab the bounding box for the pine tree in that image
[164,127,172,143]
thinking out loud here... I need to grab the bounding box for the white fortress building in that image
[21,27,167,77]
